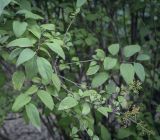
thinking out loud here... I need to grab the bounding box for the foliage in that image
[0,0,160,140]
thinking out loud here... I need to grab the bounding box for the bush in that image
[0,0,160,139]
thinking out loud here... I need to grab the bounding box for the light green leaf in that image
[0,0,11,16]
[24,85,38,95]
[12,71,25,90]
[52,73,61,92]
[120,63,135,84]
[93,135,99,140]
[86,65,99,75]
[106,83,116,94]
[13,21,28,37]
[58,96,78,110]
[91,72,108,88]
[37,90,54,110]
[46,42,65,60]
[134,63,145,82]
[7,38,33,47]
[76,0,86,8]
[37,57,53,84]
[25,103,41,130]
[97,106,112,117]
[12,94,31,112]
[87,129,93,136]
[136,54,150,61]
[95,49,105,60]
[82,103,90,115]
[17,10,43,20]
[103,57,117,70]
[28,24,41,39]
[41,24,55,31]
[118,96,127,109]
[108,44,119,55]
[124,45,141,57]
[16,48,36,66]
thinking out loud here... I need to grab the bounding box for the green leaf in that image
[37,57,53,84]
[76,0,86,8]
[24,85,38,95]
[16,48,36,66]
[12,94,31,112]
[37,90,54,110]
[100,125,111,140]
[86,65,99,75]
[134,63,145,82]
[108,44,119,55]
[25,56,38,79]
[91,72,108,88]
[82,103,90,115]
[117,128,136,139]
[0,0,11,16]
[19,0,31,11]
[41,24,55,31]
[52,73,61,92]
[124,45,141,57]
[58,96,78,110]
[28,24,41,39]
[46,42,65,60]
[0,70,5,86]
[87,129,93,136]
[97,106,112,117]
[118,96,127,109]
[103,57,117,70]
[93,135,99,140]
[17,10,43,20]
[25,103,41,130]
[12,71,25,90]
[95,49,105,60]
[39,47,51,57]
[13,21,28,37]
[106,83,116,94]
[9,48,23,60]
[7,38,33,47]
[136,54,150,61]
[120,63,135,84]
